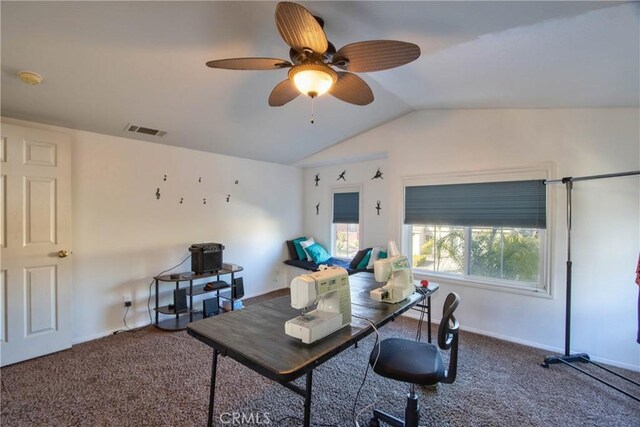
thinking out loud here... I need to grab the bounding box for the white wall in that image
[303,159,389,251]
[300,108,640,370]
[2,119,303,343]
[70,129,302,342]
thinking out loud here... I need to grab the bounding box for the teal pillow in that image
[349,248,372,269]
[379,251,388,259]
[293,236,307,261]
[306,243,331,264]
[357,249,372,269]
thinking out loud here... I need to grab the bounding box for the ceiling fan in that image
[206,2,421,107]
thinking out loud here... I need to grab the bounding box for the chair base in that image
[369,393,419,427]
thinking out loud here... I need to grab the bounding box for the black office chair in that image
[368,292,460,427]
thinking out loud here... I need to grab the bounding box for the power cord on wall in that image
[113,304,141,335]
[113,254,191,335]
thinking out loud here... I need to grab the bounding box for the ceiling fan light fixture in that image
[288,63,337,98]
[207,2,420,107]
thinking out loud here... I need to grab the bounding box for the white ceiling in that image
[1,1,638,164]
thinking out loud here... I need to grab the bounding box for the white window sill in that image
[412,270,552,299]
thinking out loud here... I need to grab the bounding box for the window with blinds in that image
[404,180,546,228]
[333,192,360,224]
[404,178,549,294]
[332,191,360,258]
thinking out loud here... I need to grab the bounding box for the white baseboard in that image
[71,286,289,346]
[72,320,151,345]
[402,310,640,372]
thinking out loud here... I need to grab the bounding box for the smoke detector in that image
[17,71,43,85]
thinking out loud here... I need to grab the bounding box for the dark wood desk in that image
[187,273,436,427]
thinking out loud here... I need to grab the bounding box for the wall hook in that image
[163,174,167,182]
[203,198,207,204]
[179,197,183,204]
[226,194,231,202]
[315,203,320,215]
[235,180,239,184]
[372,168,384,180]
[156,188,161,200]
[337,170,346,181]
[199,177,202,183]
[376,200,382,215]
[314,174,320,187]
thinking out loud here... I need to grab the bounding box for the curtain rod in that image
[544,170,640,185]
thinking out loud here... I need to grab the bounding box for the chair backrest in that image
[232,277,245,299]
[437,292,460,384]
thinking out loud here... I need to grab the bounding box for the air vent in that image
[124,124,167,137]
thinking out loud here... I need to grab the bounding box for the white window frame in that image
[331,185,363,259]
[400,165,554,298]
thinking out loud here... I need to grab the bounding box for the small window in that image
[404,177,548,293]
[333,223,360,259]
[332,190,360,259]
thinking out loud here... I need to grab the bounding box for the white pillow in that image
[300,238,316,261]
[367,247,383,269]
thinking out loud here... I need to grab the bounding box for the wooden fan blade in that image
[269,79,300,107]
[275,2,328,54]
[333,40,420,72]
[329,72,374,106]
[206,58,292,70]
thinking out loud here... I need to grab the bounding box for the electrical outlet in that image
[123,295,132,307]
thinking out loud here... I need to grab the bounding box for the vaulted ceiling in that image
[1,1,638,164]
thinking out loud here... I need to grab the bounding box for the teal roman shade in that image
[404,180,546,229]
[333,192,359,224]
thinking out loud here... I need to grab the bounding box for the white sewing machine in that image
[285,267,352,344]
[370,241,415,304]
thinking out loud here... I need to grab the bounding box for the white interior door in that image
[0,121,72,366]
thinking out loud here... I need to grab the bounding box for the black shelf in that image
[154,263,242,331]
[155,264,243,282]
[156,312,204,331]
[155,305,191,315]
[187,281,230,296]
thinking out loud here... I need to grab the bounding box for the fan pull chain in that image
[310,97,315,124]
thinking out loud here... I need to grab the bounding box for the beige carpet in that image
[2,290,639,426]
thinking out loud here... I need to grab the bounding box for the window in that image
[333,223,360,259]
[410,225,543,283]
[404,178,548,293]
[332,191,360,259]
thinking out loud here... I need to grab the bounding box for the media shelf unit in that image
[154,264,243,331]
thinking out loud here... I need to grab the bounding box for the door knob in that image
[58,250,71,258]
